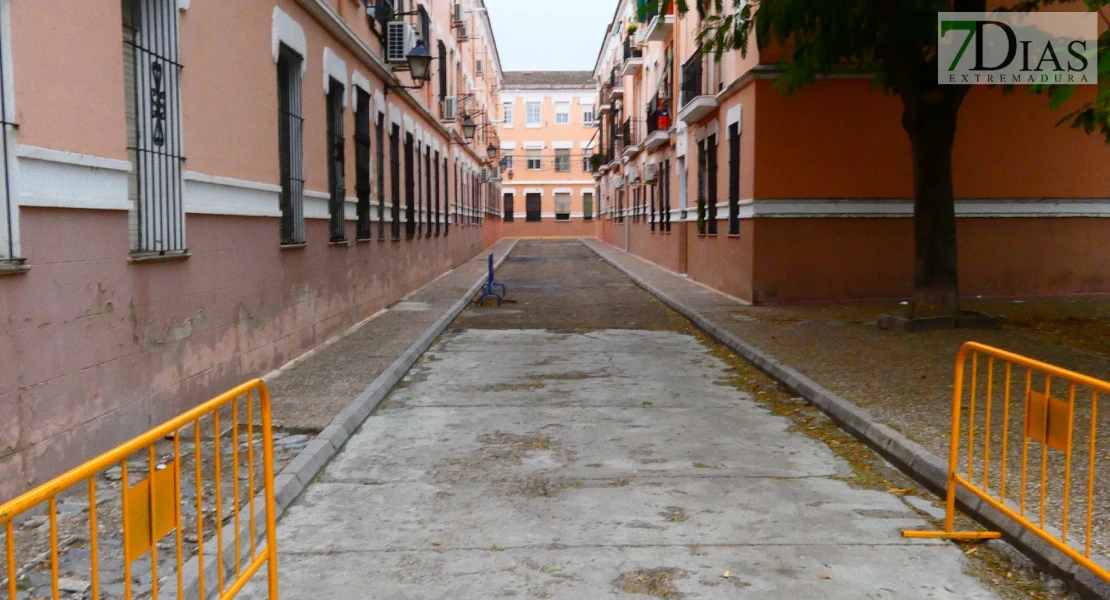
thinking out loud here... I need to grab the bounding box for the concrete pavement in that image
[241,240,998,599]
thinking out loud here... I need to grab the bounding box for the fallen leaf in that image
[540,566,561,574]
[965,547,979,555]
[817,574,831,580]
[723,570,730,579]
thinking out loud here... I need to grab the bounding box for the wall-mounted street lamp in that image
[461,115,477,140]
[486,143,498,160]
[406,41,433,83]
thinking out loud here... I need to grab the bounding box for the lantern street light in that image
[486,144,498,160]
[406,41,433,83]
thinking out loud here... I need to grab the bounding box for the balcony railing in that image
[680,51,704,108]
[622,36,642,62]
[621,118,634,148]
[646,93,672,134]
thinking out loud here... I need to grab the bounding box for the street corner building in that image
[491,70,599,239]
[591,0,1110,305]
[0,0,506,499]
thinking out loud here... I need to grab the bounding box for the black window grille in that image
[728,123,740,236]
[437,41,448,100]
[680,48,704,109]
[650,185,656,232]
[583,193,593,221]
[355,89,372,240]
[376,113,386,240]
[662,159,671,232]
[696,141,706,235]
[525,193,541,222]
[276,45,305,245]
[418,6,430,47]
[123,0,186,254]
[434,150,441,236]
[425,149,433,237]
[503,193,514,222]
[443,157,449,235]
[404,133,415,238]
[707,134,718,235]
[390,123,401,239]
[414,141,422,237]
[0,4,17,262]
[326,79,346,241]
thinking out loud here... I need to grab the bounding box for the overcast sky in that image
[484,0,619,72]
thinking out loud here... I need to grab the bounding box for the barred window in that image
[326,78,346,242]
[554,193,570,221]
[123,0,186,255]
[277,45,305,245]
[554,149,570,173]
[355,89,372,240]
[0,0,18,264]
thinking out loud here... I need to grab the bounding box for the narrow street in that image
[243,240,996,599]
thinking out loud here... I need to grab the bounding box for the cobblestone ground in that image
[239,240,1059,599]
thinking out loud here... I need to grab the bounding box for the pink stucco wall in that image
[0,207,486,498]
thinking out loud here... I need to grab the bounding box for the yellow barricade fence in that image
[0,379,278,600]
[904,342,1110,584]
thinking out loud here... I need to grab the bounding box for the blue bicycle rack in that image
[478,253,506,306]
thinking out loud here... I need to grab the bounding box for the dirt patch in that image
[478,433,553,450]
[614,567,686,598]
[660,507,687,522]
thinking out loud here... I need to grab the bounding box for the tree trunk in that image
[904,94,962,321]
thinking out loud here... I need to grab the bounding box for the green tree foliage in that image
[650,0,1108,322]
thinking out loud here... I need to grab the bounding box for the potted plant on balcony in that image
[626,23,638,36]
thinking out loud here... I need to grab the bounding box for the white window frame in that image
[526,150,541,171]
[554,192,571,221]
[554,148,570,173]
[554,102,570,125]
[526,101,541,128]
[582,107,595,126]
[502,102,513,127]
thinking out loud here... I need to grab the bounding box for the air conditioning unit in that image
[386,21,417,64]
[458,22,469,41]
[478,168,490,183]
[442,96,458,121]
[491,166,501,180]
[644,163,658,183]
[452,3,463,24]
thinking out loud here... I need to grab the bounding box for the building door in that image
[525,193,541,222]
[503,193,514,222]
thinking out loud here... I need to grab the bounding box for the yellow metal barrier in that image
[904,342,1110,584]
[0,379,279,600]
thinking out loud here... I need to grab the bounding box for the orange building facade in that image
[592,0,1110,304]
[493,71,599,238]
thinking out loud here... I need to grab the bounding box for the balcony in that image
[643,93,672,151]
[610,70,624,98]
[620,118,642,159]
[620,36,643,77]
[640,0,675,42]
[678,51,718,124]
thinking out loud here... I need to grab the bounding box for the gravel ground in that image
[0,403,301,600]
[713,296,1110,558]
